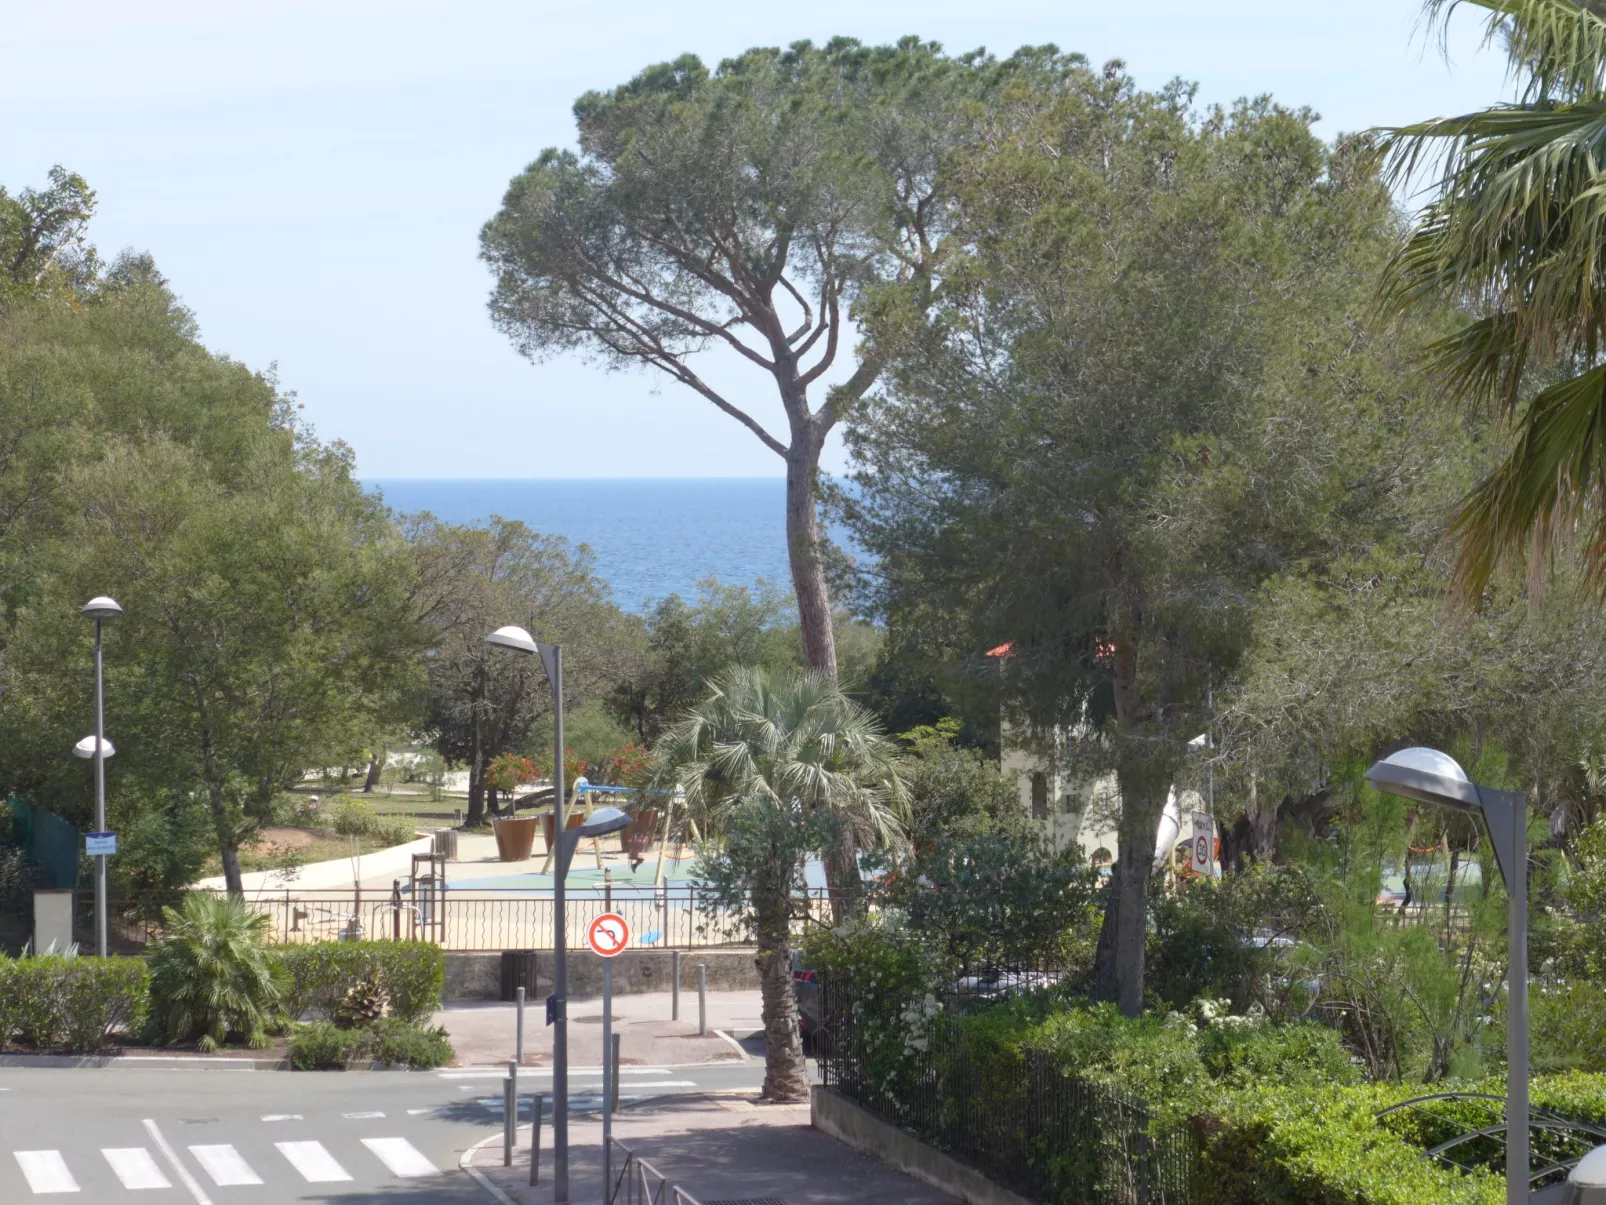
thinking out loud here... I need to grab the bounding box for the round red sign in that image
[588,912,630,958]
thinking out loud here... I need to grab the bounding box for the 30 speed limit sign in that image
[588,912,630,958]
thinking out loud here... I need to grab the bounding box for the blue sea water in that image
[365,478,793,612]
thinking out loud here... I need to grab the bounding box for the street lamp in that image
[1364,747,1528,1205]
[486,625,628,1204]
[81,595,122,958]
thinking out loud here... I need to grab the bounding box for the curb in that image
[0,1053,287,1071]
[461,1130,521,1205]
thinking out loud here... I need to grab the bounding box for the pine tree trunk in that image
[219,840,244,898]
[785,440,836,680]
[362,757,382,793]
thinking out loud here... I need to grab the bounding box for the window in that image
[1031,771,1048,820]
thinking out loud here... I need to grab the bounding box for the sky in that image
[2,1,1514,479]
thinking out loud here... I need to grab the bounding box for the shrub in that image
[329,798,416,846]
[273,941,444,1024]
[0,955,148,1053]
[147,894,283,1050]
[288,1018,453,1070]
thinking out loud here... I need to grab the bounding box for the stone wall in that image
[443,947,758,1001]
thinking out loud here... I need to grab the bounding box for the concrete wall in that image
[812,1086,1034,1205]
[443,948,758,1001]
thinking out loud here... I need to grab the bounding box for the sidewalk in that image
[437,990,763,1068]
[470,1091,960,1205]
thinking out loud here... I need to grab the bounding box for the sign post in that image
[588,912,629,1200]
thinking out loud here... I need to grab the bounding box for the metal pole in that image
[698,964,707,1036]
[611,1032,621,1115]
[1508,796,1529,1205]
[93,617,107,959]
[504,1060,516,1166]
[602,959,613,1197]
[514,984,525,1130]
[530,1092,545,1186]
[672,950,681,1021]
[551,643,570,1205]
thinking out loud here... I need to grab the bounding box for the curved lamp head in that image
[486,625,539,655]
[579,806,631,837]
[1364,746,1479,813]
[81,596,123,621]
[73,735,115,759]
[1571,1144,1606,1198]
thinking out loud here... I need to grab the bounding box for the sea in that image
[365,478,794,612]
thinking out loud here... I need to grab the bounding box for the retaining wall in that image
[443,948,758,1001]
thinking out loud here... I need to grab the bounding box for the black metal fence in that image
[818,973,1195,1204]
[105,887,833,952]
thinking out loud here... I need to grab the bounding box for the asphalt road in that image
[0,1059,768,1203]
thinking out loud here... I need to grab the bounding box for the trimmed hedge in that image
[287,1019,453,1070]
[273,941,444,1024]
[0,955,149,1053]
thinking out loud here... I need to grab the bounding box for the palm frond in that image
[1453,361,1606,594]
[1425,0,1606,103]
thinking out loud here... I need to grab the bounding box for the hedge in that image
[272,941,444,1024]
[1194,1085,1504,1205]
[0,955,149,1054]
[287,1019,453,1070]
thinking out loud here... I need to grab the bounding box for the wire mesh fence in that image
[817,972,1195,1204]
[106,887,834,951]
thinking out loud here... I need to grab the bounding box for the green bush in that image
[288,1018,453,1070]
[329,798,416,846]
[0,955,149,1053]
[147,894,284,1050]
[273,941,444,1024]
[1195,1085,1502,1205]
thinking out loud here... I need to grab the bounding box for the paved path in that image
[473,1090,960,1205]
[437,990,763,1069]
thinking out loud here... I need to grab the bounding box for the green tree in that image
[607,578,798,742]
[480,40,1087,682]
[655,667,906,1100]
[897,718,1026,842]
[1379,0,1606,597]
[842,66,1445,1014]
[409,516,637,826]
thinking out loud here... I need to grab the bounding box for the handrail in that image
[606,1137,703,1205]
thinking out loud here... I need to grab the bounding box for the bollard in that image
[515,985,526,1064]
[611,1032,622,1114]
[672,950,682,1020]
[503,1061,515,1166]
[529,1092,545,1186]
[698,964,707,1036]
[604,867,612,910]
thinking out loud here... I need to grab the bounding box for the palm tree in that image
[147,893,283,1050]
[1379,0,1606,597]
[655,666,906,1101]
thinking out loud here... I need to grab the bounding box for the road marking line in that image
[142,1120,213,1205]
[342,1111,385,1119]
[188,1144,261,1187]
[260,1114,301,1122]
[713,1029,750,1063]
[275,1141,351,1183]
[459,1132,518,1205]
[14,1151,78,1194]
[362,1137,438,1178]
[406,1108,436,1116]
[103,1148,171,1190]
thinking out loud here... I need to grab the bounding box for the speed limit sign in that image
[588,912,630,958]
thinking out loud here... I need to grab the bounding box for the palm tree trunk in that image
[755,879,809,1102]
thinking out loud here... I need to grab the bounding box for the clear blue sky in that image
[3,1,1511,479]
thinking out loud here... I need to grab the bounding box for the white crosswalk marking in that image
[188,1145,262,1187]
[342,1111,384,1119]
[103,1148,171,1190]
[14,1150,79,1194]
[275,1141,351,1183]
[362,1137,438,1178]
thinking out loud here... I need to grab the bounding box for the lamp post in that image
[80,596,122,957]
[485,625,631,1203]
[1364,747,1528,1205]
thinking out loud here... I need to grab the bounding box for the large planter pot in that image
[540,810,585,854]
[491,814,538,862]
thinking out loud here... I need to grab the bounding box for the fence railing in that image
[817,972,1194,1204]
[606,1138,704,1205]
[106,887,835,952]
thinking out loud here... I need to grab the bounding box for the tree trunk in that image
[219,841,244,898]
[825,840,862,923]
[755,883,810,1102]
[466,663,486,827]
[362,756,382,793]
[208,785,245,897]
[785,440,837,680]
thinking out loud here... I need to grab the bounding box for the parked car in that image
[792,958,826,1055]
